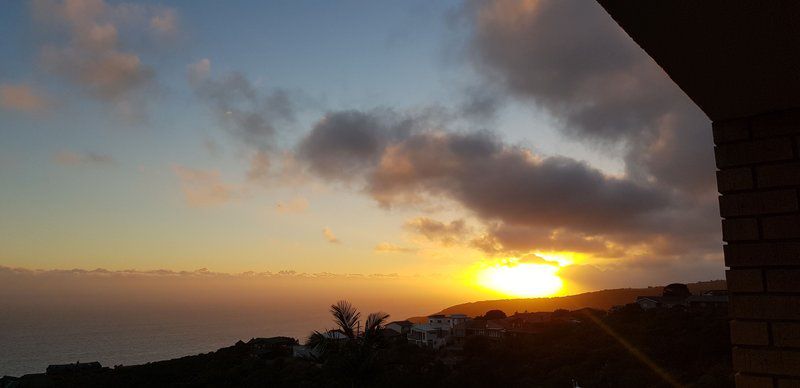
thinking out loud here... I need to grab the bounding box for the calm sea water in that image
[0,271,459,377]
[0,308,329,377]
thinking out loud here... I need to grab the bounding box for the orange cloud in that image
[0,84,47,112]
[323,227,340,244]
[275,197,309,214]
[374,242,416,254]
[172,164,235,207]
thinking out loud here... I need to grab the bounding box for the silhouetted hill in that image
[408,280,725,321]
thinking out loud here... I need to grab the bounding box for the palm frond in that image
[330,300,361,338]
[363,311,390,339]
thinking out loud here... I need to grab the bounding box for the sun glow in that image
[475,259,564,298]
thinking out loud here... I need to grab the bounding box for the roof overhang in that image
[597,0,800,121]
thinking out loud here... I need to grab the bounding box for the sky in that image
[0,0,724,302]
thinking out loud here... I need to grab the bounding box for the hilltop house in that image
[385,320,413,335]
[46,362,103,375]
[292,330,349,359]
[408,314,469,349]
[246,337,297,359]
[635,284,728,310]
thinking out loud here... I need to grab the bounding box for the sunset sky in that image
[0,0,723,300]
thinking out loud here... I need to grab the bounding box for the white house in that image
[407,314,469,349]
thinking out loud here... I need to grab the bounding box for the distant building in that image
[687,290,729,310]
[246,337,297,358]
[452,319,508,342]
[635,284,728,310]
[385,320,414,335]
[46,361,103,375]
[408,314,469,349]
[635,296,687,310]
[292,331,348,359]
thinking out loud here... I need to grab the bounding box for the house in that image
[408,323,448,349]
[407,314,470,349]
[635,296,687,310]
[246,337,297,358]
[385,320,413,335]
[635,283,692,310]
[687,292,728,310]
[292,330,348,359]
[451,319,509,345]
[508,311,552,323]
[46,361,103,375]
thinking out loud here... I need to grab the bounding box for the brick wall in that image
[716,109,800,387]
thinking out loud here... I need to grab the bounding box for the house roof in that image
[459,319,510,330]
[687,295,729,303]
[597,0,800,120]
[247,337,296,346]
[411,323,445,332]
[387,320,413,326]
[636,296,686,304]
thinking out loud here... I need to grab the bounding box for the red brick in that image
[719,190,798,217]
[727,269,764,292]
[752,110,800,139]
[773,322,800,347]
[778,379,800,388]
[715,138,794,168]
[766,269,800,292]
[725,242,800,267]
[780,378,800,388]
[730,320,770,345]
[717,167,754,193]
[763,215,800,240]
[730,295,800,320]
[713,119,750,143]
[736,373,775,388]
[758,163,800,188]
[733,347,800,375]
[723,218,761,241]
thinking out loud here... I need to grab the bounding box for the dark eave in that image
[597,0,800,121]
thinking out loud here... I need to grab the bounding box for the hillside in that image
[409,280,725,321]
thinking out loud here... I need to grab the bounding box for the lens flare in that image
[475,260,563,298]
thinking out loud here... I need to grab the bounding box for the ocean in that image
[0,308,320,377]
[0,268,475,376]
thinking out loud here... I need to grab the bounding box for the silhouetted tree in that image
[330,300,361,338]
[483,309,507,320]
[663,283,691,298]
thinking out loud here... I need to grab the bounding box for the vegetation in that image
[6,303,732,387]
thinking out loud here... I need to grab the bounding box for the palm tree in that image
[363,311,390,342]
[305,300,391,357]
[330,300,361,339]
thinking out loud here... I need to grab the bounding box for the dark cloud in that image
[296,108,444,181]
[297,111,386,179]
[189,62,294,151]
[463,0,717,195]
[293,108,720,263]
[458,85,504,122]
[370,130,669,236]
[404,217,470,247]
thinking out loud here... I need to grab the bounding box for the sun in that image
[475,261,563,298]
